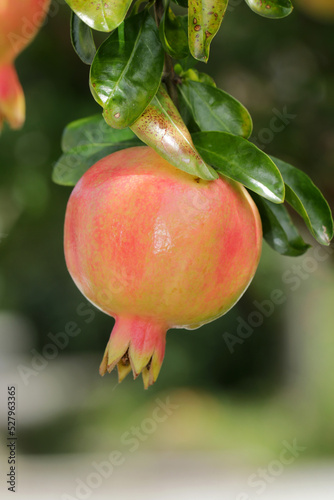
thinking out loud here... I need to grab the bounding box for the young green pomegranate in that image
[64,147,262,388]
[0,0,50,129]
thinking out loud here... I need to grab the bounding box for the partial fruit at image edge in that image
[0,0,50,130]
[295,0,334,20]
[64,146,262,388]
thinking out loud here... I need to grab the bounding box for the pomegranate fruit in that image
[0,0,50,129]
[64,147,262,388]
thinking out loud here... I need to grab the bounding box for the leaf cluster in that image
[54,0,333,254]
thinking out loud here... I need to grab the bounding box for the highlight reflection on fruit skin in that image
[0,0,50,129]
[64,146,262,388]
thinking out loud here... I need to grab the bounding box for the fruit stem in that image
[153,0,164,25]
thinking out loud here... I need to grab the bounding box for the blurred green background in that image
[1,1,334,498]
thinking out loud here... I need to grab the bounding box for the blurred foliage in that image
[0,1,334,457]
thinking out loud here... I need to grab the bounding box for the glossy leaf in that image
[65,0,132,32]
[90,11,164,129]
[70,13,96,65]
[61,114,138,151]
[178,80,253,138]
[53,115,142,186]
[131,85,218,180]
[177,88,200,133]
[271,156,334,245]
[192,131,285,202]
[244,0,293,19]
[159,9,189,60]
[188,0,228,62]
[252,194,310,256]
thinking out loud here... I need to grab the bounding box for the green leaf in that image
[90,11,164,129]
[131,85,218,180]
[65,0,132,32]
[53,114,142,186]
[244,0,293,19]
[61,114,138,152]
[70,13,96,65]
[192,131,285,202]
[271,156,334,245]
[178,80,253,138]
[177,88,200,133]
[181,68,216,87]
[188,0,228,62]
[175,53,198,71]
[159,8,189,60]
[252,194,310,256]
[172,0,188,7]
